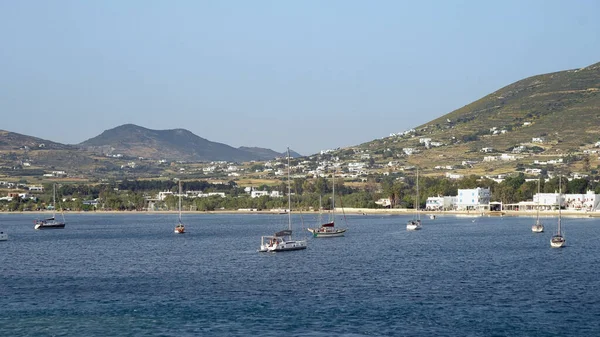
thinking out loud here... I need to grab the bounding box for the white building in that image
[251,190,283,198]
[347,162,366,173]
[500,154,517,161]
[425,196,457,211]
[403,148,416,155]
[512,145,526,153]
[524,168,542,174]
[533,193,561,208]
[563,191,600,211]
[375,198,391,207]
[457,188,491,210]
[445,172,464,180]
[157,191,174,201]
[28,186,44,192]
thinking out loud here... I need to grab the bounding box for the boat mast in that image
[178,180,182,222]
[536,178,540,223]
[53,183,57,219]
[332,167,335,223]
[287,147,291,231]
[558,175,562,235]
[416,167,420,220]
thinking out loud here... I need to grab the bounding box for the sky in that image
[1,0,599,156]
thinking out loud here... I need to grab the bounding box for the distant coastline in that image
[3,208,600,218]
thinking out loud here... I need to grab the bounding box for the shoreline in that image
[2,208,600,218]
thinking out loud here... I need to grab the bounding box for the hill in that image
[0,130,72,151]
[357,61,600,174]
[239,146,302,159]
[423,61,600,150]
[79,124,298,162]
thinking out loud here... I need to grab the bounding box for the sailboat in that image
[531,177,544,233]
[259,148,307,252]
[407,168,422,231]
[174,180,185,234]
[550,176,565,248]
[34,184,66,230]
[307,169,347,238]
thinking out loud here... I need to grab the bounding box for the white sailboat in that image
[259,148,307,252]
[407,168,422,230]
[34,184,66,230]
[308,169,347,238]
[174,180,185,234]
[531,177,544,233]
[550,176,565,248]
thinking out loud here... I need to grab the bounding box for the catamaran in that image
[34,184,66,230]
[259,148,307,252]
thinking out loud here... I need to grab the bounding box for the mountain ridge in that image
[0,124,302,163]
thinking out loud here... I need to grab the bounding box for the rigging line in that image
[337,190,349,227]
[293,180,307,232]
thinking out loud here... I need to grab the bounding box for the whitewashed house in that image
[251,190,270,198]
[425,196,457,211]
[457,188,491,210]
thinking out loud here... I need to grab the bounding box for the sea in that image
[1,212,600,336]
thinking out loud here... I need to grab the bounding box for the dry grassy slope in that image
[362,62,600,165]
[0,130,72,150]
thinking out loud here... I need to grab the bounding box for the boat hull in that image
[406,220,422,231]
[174,227,185,234]
[308,228,347,238]
[0,232,7,241]
[531,224,544,233]
[551,236,565,248]
[34,223,65,230]
[267,240,307,252]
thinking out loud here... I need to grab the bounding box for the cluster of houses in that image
[0,192,38,202]
[0,181,42,201]
[424,187,600,212]
[156,190,227,201]
[155,186,285,201]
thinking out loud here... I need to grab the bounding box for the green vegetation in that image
[2,175,598,212]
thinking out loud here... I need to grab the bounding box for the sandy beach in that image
[4,208,600,218]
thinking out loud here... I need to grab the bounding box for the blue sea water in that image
[1,212,600,336]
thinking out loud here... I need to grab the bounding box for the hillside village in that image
[3,132,600,214]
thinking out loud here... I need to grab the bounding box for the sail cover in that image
[321,222,334,227]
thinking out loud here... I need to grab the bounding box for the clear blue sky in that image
[1,0,599,155]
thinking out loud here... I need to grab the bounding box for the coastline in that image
[3,208,600,218]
